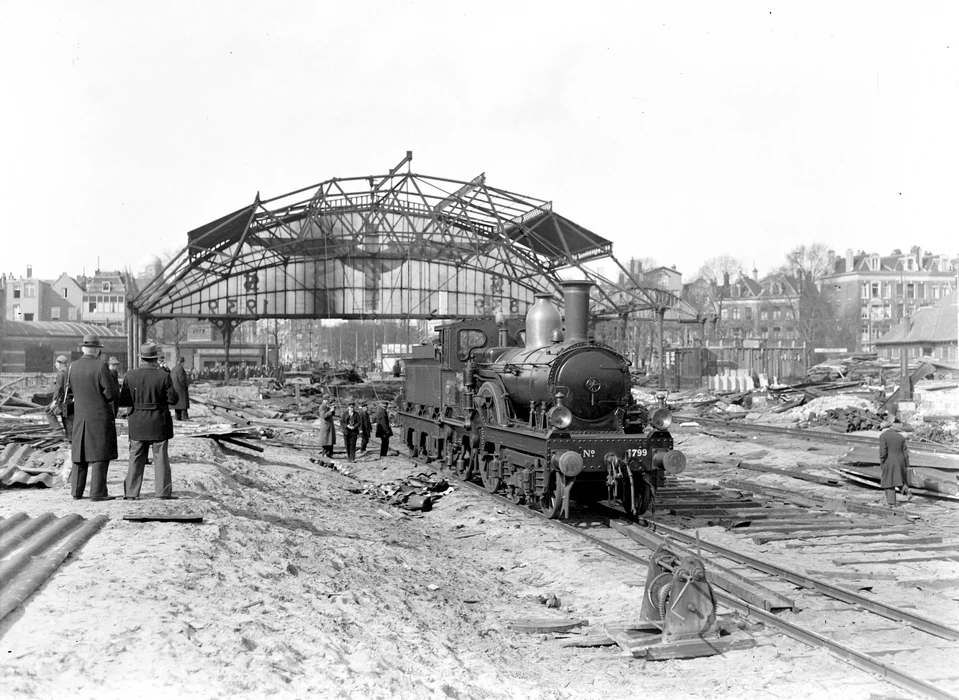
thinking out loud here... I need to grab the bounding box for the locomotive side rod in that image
[455,479,959,700]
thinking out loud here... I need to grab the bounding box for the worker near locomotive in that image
[396,280,686,519]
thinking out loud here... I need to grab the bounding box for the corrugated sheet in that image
[0,443,65,488]
[0,512,108,620]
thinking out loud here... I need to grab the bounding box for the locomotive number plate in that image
[582,449,596,458]
[626,448,649,458]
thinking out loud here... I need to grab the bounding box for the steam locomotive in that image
[396,280,686,518]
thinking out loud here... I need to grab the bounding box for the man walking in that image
[374,401,392,459]
[119,342,179,499]
[879,418,911,507]
[66,334,118,501]
[171,356,191,420]
[357,401,372,455]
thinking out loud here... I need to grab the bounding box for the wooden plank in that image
[122,514,204,523]
[803,569,899,580]
[507,618,587,634]
[212,436,265,452]
[734,461,842,486]
[785,536,942,548]
[832,555,959,566]
[753,527,914,544]
[555,634,616,648]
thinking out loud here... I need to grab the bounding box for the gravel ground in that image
[2,413,958,700]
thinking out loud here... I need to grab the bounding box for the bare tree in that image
[693,255,744,335]
[151,318,191,360]
[776,243,837,351]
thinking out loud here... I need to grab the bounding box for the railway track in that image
[448,472,959,699]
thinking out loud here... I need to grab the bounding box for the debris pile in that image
[363,472,451,512]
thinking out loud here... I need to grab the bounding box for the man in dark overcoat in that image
[119,342,179,499]
[66,334,118,500]
[357,401,372,454]
[341,402,361,462]
[879,419,911,507]
[374,401,393,459]
[171,356,191,420]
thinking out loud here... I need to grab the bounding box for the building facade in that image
[822,247,958,353]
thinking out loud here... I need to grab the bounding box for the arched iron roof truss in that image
[131,153,681,330]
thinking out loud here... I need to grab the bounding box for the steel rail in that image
[675,414,959,454]
[636,519,959,641]
[455,479,959,700]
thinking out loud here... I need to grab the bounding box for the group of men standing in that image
[49,334,190,501]
[317,399,393,462]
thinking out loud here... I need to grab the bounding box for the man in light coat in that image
[318,399,336,458]
[119,342,179,499]
[66,334,118,500]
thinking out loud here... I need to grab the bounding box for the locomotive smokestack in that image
[525,293,562,350]
[561,280,593,343]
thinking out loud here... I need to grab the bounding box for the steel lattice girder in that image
[131,157,681,322]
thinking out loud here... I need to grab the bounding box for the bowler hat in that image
[108,357,120,366]
[56,355,68,363]
[80,333,103,348]
[139,342,159,360]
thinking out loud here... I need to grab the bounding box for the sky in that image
[1,1,956,284]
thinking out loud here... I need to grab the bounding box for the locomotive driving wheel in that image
[539,472,565,519]
[479,456,501,493]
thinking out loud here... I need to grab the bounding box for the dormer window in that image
[102,281,111,292]
[869,255,880,271]
[906,258,915,271]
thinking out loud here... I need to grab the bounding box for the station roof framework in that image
[131,153,683,325]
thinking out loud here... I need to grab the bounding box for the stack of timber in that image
[838,442,959,498]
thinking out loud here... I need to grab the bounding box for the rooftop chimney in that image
[26,265,32,278]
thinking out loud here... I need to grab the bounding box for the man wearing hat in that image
[107,357,121,384]
[374,400,393,459]
[356,401,372,455]
[118,342,179,499]
[879,418,911,507]
[48,354,73,440]
[66,333,119,501]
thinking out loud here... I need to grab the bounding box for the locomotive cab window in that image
[457,329,487,361]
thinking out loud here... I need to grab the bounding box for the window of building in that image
[102,281,111,293]
[906,283,915,299]
[657,273,668,286]
[744,308,752,320]
[772,326,781,335]
[861,283,869,299]
[916,283,924,299]
[23,313,34,321]
[732,308,741,320]
[933,286,941,300]
[720,308,728,320]
[68,308,77,320]
[883,283,891,298]
[773,308,781,320]
[88,301,97,313]
[871,282,880,298]
[62,287,69,298]
[13,285,20,298]
[51,307,61,320]
[24,283,35,298]
[760,310,768,321]
[906,258,914,270]
[870,256,880,270]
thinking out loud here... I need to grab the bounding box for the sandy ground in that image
[2,415,958,700]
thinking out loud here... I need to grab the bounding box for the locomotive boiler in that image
[396,280,686,518]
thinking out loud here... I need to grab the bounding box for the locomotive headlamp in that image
[548,405,573,429]
[552,450,584,477]
[649,406,673,431]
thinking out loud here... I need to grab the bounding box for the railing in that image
[0,373,56,393]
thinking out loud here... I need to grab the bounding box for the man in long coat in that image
[357,401,372,454]
[66,334,118,500]
[171,356,191,420]
[879,419,910,507]
[318,399,336,458]
[119,342,179,499]
[374,401,393,459]
[341,403,361,462]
